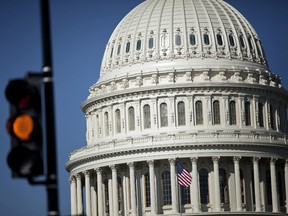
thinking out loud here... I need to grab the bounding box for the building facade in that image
[65,0,288,215]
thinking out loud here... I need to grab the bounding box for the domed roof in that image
[99,0,268,83]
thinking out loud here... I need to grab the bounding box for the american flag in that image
[177,161,192,188]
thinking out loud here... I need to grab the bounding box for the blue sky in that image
[0,0,287,215]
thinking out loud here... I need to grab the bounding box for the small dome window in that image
[110,47,114,58]
[175,34,182,46]
[229,35,235,47]
[117,44,121,55]
[248,36,254,50]
[239,35,245,49]
[189,34,196,46]
[255,40,262,57]
[126,42,130,53]
[136,39,142,51]
[161,35,169,48]
[203,33,210,45]
[148,37,154,49]
[216,34,223,46]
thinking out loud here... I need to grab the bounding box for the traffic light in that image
[5,77,44,178]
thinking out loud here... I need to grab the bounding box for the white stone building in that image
[65,0,288,215]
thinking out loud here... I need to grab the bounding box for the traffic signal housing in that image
[5,77,44,178]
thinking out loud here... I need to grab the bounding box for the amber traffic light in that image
[5,78,43,178]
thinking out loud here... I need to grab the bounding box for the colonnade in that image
[70,157,288,216]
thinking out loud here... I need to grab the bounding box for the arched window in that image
[104,112,109,136]
[199,169,209,204]
[177,101,186,126]
[160,103,168,127]
[148,37,154,49]
[144,173,151,207]
[203,33,210,45]
[143,104,151,129]
[239,35,245,49]
[162,170,172,205]
[270,104,275,130]
[195,101,203,125]
[245,102,251,126]
[213,100,221,125]
[117,44,121,55]
[189,34,196,46]
[181,185,191,205]
[229,35,235,47]
[126,41,130,53]
[104,179,109,214]
[128,107,135,131]
[115,109,121,133]
[219,168,229,204]
[258,103,264,127]
[110,47,114,58]
[175,34,182,46]
[136,39,142,51]
[229,101,237,125]
[216,33,223,46]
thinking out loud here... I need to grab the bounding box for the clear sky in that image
[0,0,287,215]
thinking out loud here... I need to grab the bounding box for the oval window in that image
[175,34,182,46]
[117,44,121,55]
[189,34,196,46]
[126,42,130,53]
[239,35,245,48]
[136,39,141,51]
[203,34,210,45]
[229,35,235,47]
[216,34,223,46]
[161,35,169,48]
[148,37,154,49]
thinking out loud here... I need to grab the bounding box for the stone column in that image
[76,173,83,215]
[111,165,119,216]
[96,168,104,216]
[84,171,92,216]
[253,157,261,212]
[191,157,200,213]
[285,160,288,213]
[70,176,77,216]
[108,177,114,216]
[128,162,137,216]
[212,157,221,212]
[90,173,97,216]
[270,158,279,212]
[233,157,242,211]
[169,159,178,213]
[148,160,156,214]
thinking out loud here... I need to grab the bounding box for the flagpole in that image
[178,183,182,216]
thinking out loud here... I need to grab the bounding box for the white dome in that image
[99,0,268,82]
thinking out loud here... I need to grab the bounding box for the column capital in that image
[76,173,82,180]
[190,157,198,163]
[270,158,278,165]
[147,160,154,167]
[95,167,102,174]
[212,156,220,163]
[127,162,135,169]
[69,175,76,184]
[233,156,241,163]
[110,164,117,172]
[83,170,91,177]
[253,157,261,164]
[168,158,176,165]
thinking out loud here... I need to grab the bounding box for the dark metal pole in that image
[40,0,59,215]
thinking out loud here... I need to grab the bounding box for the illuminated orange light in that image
[13,114,34,141]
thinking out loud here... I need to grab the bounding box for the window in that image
[177,102,186,126]
[219,168,229,204]
[181,185,191,205]
[216,33,223,46]
[126,41,130,53]
[229,101,237,125]
[195,101,203,125]
[128,106,135,131]
[117,177,123,211]
[199,169,209,204]
[144,173,151,207]
[148,37,154,49]
[248,37,254,50]
[175,34,182,46]
[110,47,114,58]
[266,169,272,205]
[229,35,235,47]
[115,109,121,133]
[189,34,196,46]
[245,102,251,126]
[239,35,245,48]
[117,44,121,55]
[213,100,221,125]
[278,171,285,207]
[104,179,109,214]
[143,104,151,129]
[258,103,264,127]
[161,34,169,48]
[203,33,210,45]
[270,104,275,130]
[96,114,99,137]
[136,39,141,51]
[160,103,168,127]
[104,112,109,136]
[162,171,172,205]
[256,41,262,57]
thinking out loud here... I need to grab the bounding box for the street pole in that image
[40,0,59,215]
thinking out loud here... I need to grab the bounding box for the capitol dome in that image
[66,0,288,215]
